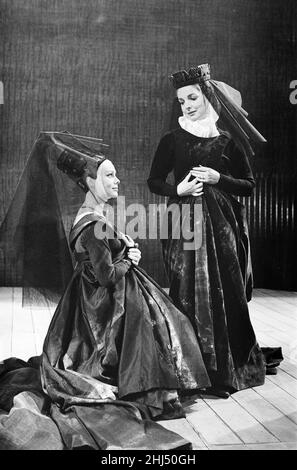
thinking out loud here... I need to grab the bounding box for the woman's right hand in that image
[177,172,204,197]
[127,246,141,265]
[121,233,141,265]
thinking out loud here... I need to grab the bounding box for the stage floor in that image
[0,287,296,450]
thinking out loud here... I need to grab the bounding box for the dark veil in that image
[0,132,108,305]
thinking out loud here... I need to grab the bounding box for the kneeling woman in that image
[40,148,210,448]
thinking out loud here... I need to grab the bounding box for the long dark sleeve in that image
[82,226,131,287]
[216,140,255,196]
[147,133,178,197]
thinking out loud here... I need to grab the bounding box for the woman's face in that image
[94,159,120,201]
[177,84,206,121]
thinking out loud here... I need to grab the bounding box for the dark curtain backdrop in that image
[0,0,296,289]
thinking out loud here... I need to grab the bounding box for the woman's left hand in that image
[127,247,141,265]
[191,166,220,185]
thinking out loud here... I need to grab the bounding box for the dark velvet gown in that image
[42,214,210,403]
[39,213,210,449]
[148,127,266,392]
[0,212,211,450]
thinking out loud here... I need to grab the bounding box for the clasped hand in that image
[127,246,141,265]
[177,165,220,197]
[121,233,141,266]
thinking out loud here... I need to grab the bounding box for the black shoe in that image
[201,387,230,399]
[266,367,278,375]
[157,398,186,421]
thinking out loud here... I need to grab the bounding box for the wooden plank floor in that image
[0,287,296,450]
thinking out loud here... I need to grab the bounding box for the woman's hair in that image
[57,150,105,193]
[176,82,221,117]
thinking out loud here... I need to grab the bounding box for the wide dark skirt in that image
[0,259,211,450]
[162,185,266,392]
[42,262,210,404]
[33,261,209,449]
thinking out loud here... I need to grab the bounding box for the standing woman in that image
[147,63,268,397]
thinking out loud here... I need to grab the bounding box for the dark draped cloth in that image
[0,358,190,450]
[0,132,107,304]
[162,189,265,391]
[148,128,283,392]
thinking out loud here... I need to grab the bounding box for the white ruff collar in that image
[178,100,220,138]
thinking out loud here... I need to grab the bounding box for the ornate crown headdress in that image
[170,63,211,89]
[169,62,266,158]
